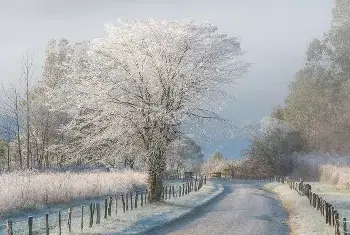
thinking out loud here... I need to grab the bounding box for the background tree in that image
[166,136,204,177]
[0,140,6,170]
[244,116,305,176]
[282,0,350,154]
[209,151,225,162]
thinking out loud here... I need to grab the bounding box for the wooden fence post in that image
[326,202,329,224]
[115,196,118,215]
[332,207,335,226]
[67,208,72,233]
[45,213,49,235]
[108,196,113,216]
[130,192,133,210]
[165,186,168,200]
[309,191,312,205]
[343,218,347,235]
[126,194,129,211]
[315,194,318,209]
[327,204,330,225]
[104,198,108,219]
[81,206,84,231]
[28,216,33,235]
[172,186,175,197]
[96,203,101,224]
[182,184,185,196]
[135,192,138,209]
[169,186,171,199]
[6,220,13,235]
[141,192,144,207]
[145,189,148,204]
[89,203,94,227]
[58,210,61,235]
[179,186,182,197]
[329,206,333,226]
[314,194,317,208]
[204,176,206,184]
[121,194,126,212]
[335,211,339,235]
[328,204,330,225]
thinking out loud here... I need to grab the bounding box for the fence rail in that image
[4,176,207,235]
[279,176,348,235]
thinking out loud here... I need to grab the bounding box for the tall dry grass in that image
[286,152,350,181]
[0,170,146,215]
[319,165,350,189]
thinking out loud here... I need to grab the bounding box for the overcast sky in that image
[0,0,334,158]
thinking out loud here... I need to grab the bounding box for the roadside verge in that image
[264,182,334,235]
[79,181,224,235]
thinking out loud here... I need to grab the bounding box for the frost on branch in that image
[44,19,248,202]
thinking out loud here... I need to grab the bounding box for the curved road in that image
[148,180,289,235]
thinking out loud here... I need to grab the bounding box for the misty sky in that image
[0,0,334,158]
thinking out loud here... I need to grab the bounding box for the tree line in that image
[245,0,350,177]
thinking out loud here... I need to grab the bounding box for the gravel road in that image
[148,180,290,235]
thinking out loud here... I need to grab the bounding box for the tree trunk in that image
[7,143,10,171]
[15,92,23,169]
[147,146,166,203]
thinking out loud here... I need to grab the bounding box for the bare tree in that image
[21,52,34,169]
[0,85,23,169]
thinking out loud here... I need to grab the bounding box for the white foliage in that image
[259,116,292,135]
[201,158,227,175]
[43,19,247,164]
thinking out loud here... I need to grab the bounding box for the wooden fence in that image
[285,178,349,235]
[4,176,206,235]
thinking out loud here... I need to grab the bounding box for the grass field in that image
[319,165,350,189]
[0,170,146,216]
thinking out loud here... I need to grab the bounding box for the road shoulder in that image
[264,182,334,235]
[80,181,224,235]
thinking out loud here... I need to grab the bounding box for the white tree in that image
[45,19,248,202]
[166,136,204,176]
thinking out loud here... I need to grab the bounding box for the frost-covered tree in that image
[209,151,225,161]
[166,136,204,176]
[45,19,248,202]
[282,0,350,154]
[244,116,305,176]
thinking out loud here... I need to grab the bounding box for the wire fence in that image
[3,175,206,235]
[277,176,349,235]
